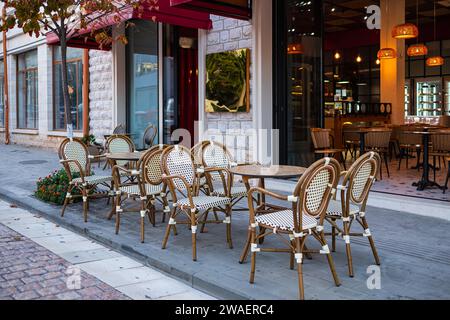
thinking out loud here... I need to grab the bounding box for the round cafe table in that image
[106,152,144,163]
[230,164,307,264]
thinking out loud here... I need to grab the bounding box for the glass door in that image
[127,20,159,149]
[273,0,323,166]
[444,77,450,116]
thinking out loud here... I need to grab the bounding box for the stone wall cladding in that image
[205,15,254,163]
[0,133,63,150]
[89,50,113,143]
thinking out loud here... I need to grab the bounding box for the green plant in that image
[35,169,81,205]
[82,134,96,146]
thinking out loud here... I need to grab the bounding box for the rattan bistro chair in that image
[324,151,381,277]
[311,128,346,170]
[142,123,158,150]
[247,158,341,300]
[161,145,232,261]
[364,129,392,179]
[430,131,450,184]
[112,145,170,243]
[201,141,248,208]
[59,138,113,223]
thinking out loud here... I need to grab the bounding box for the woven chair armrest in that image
[112,165,141,177]
[247,187,291,223]
[88,154,107,160]
[203,167,232,197]
[162,174,194,202]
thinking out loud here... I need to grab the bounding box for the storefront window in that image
[17,50,38,129]
[53,47,84,131]
[127,20,159,148]
[0,60,4,128]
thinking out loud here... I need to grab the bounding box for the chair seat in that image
[212,186,248,198]
[72,175,112,185]
[315,149,344,154]
[176,196,231,210]
[120,184,163,196]
[255,210,318,232]
[429,151,450,157]
[326,200,360,217]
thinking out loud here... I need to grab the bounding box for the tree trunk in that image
[59,33,73,138]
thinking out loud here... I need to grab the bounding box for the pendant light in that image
[407,0,428,57]
[378,1,397,60]
[287,43,303,55]
[392,23,418,39]
[426,0,444,67]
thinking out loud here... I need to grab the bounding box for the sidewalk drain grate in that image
[19,160,48,165]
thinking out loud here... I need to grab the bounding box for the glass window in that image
[17,50,38,129]
[0,60,4,127]
[127,20,159,149]
[410,59,424,77]
[442,40,450,57]
[53,47,84,131]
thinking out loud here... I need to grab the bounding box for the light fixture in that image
[375,58,381,65]
[392,23,418,39]
[407,44,428,57]
[407,0,428,57]
[334,52,341,60]
[287,43,303,55]
[428,0,444,67]
[377,1,396,60]
[426,56,444,67]
[377,48,397,60]
[356,55,362,63]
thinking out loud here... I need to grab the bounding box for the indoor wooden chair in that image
[246,157,341,300]
[430,131,450,184]
[445,157,450,194]
[397,127,422,171]
[364,129,392,179]
[59,138,113,223]
[310,128,346,170]
[112,145,170,243]
[161,145,232,261]
[142,123,158,150]
[324,151,381,277]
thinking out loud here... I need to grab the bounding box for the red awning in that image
[170,0,251,20]
[46,0,212,50]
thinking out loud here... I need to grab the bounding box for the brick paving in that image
[0,224,129,300]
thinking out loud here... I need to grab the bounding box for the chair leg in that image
[444,164,450,194]
[61,185,74,217]
[226,205,233,249]
[191,211,198,261]
[384,153,390,178]
[115,195,121,235]
[82,190,88,223]
[200,210,209,233]
[140,216,145,243]
[433,156,437,182]
[416,148,421,171]
[295,237,305,300]
[162,208,177,249]
[397,148,403,171]
[331,224,336,252]
[343,219,354,277]
[361,217,380,265]
[249,224,257,284]
[319,232,341,287]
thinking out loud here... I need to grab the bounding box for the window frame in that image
[0,59,4,128]
[52,47,85,132]
[16,50,38,130]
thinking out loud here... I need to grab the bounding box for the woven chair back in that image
[143,124,158,149]
[141,145,168,185]
[113,124,126,135]
[292,158,340,228]
[202,141,233,182]
[59,138,89,175]
[431,131,450,152]
[311,128,332,149]
[162,145,195,191]
[365,130,392,150]
[106,135,135,166]
[343,151,380,206]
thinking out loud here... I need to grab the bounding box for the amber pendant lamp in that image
[378,1,397,60]
[427,0,444,67]
[407,0,428,57]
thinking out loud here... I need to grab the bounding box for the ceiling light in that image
[392,23,419,39]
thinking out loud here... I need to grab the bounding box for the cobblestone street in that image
[0,223,129,300]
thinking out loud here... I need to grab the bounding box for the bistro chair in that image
[142,123,158,150]
[430,131,450,184]
[324,151,381,277]
[161,145,232,261]
[397,127,422,171]
[444,157,450,194]
[364,129,392,179]
[191,141,211,195]
[59,138,113,223]
[113,124,126,135]
[310,128,346,170]
[200,141,248,230]
[342,126,360,161]
[105,134,136,168]
[112,145,170,243]
[246,157,341,300]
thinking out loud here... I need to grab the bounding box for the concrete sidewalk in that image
[1,144,450,300]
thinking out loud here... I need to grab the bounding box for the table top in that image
[106,152,143,161]
[230,165,307,179]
